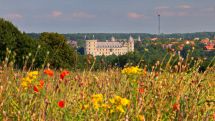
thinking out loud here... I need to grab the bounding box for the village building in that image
[67,40,78,48]
[204,44,215,51]
[200,38,210,44]
[85,36,134,56]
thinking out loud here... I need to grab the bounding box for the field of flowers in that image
[0,62,215,120]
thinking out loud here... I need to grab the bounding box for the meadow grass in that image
[0,56,214,120]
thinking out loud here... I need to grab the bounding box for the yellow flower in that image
[21,81,28,88]
[109,98,115,104]
[114,96,121,102]
[92,94,103,103]
[93,102,100,110]
[116,105,125,113]
[109,95,130,113]
[110,109,115,113]
[122,66,142,75]
[138,115,145,121]
[101,104,110,109]
[120,98,130,106]
[91,94,103,110]
[21,71,39,88]
[24,77,32,83]
[81,104,89,111]
[27,71,38,80]
[111,96,130,106]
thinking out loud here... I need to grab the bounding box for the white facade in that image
[85,36,134,56]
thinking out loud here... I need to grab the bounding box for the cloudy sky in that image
[0,0,214,33]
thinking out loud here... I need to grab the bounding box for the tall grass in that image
[0,50,214,120]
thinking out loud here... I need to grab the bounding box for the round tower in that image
[128,35,134,52]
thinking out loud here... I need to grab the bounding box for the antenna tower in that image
[158,14,160,34]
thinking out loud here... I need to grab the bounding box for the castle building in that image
[85,36,134,56]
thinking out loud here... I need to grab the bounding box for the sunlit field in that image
[0,58,215,120]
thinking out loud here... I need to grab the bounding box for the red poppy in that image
[39,80,45,88]
[173,103,180,111]
[213,113,215,120]
[33,80,45,93]
[58,100,65,108]
[33,86,39,92]
[60,70,70,80]
[44,69,54,77]
[139,88,144,94]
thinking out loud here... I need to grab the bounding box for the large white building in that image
[85,36,135,56]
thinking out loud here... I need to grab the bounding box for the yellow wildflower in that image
[22,77,32,83]
[81,104,89,111]
[92,94,103,103]
[110,109,115,113]
[27,71,38,80]
[109,95,130,113]
[138,115,145,121]
[91,94,103,110]
[120,98,130,106]
[93,102,100,110]
[101,104,110,109]
[109,98,115,104]
[116,105,125,113]
[122,66,142,75]
[21,71,39,88]
[21,81,28,88]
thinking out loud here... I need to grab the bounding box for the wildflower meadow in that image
[0,56,215,121]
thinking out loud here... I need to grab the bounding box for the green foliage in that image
[38,32,77,69]
[0,18,78,69]
[0,18,38,68]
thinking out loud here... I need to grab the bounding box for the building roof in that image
[96,41,125,48]
[204,44,214,50]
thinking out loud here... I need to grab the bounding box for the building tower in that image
[128,35,134,52]
[111,36,115,42]
[138,35,141,42]
[85,40,97,56]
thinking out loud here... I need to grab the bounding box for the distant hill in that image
[28,32,215,41]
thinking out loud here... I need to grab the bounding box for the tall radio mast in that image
[158,14,161,34]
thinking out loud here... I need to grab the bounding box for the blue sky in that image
[0,0,214,33]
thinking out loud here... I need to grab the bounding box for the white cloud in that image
[51,11,62,17]
[127,12,144,19]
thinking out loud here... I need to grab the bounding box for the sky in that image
[0,0,214,34]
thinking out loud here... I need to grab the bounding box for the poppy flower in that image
[173,103,180,111]
[33,80,45,93]
[39,80,45,88]
[139,88,144,94]
[213,113,215,120]
[60,70,70,80]
[58,100,65,108]
[33,86,39,92]
[44,69,54,77]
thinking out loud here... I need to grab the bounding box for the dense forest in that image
[28,32,215,41]
[0,18,214,71]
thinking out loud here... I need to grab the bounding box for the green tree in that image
[39,32,77,69]
[0,18,38,68]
